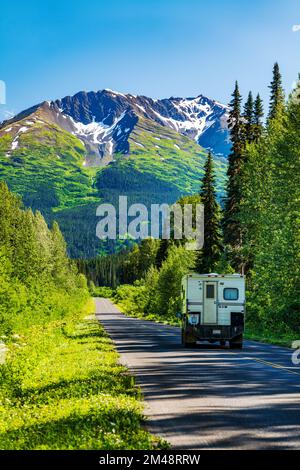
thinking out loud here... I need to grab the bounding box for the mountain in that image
[54,89,230,160]
[0,89,229,258]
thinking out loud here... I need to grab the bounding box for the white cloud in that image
[292,24,300,32]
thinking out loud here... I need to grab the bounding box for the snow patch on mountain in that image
[104,88,127,98]
[152,96,228,145]
[136,104,146,113]
[152,108,207,141]
[133,141,144,148]
[70,111,126,144]
[106,140,114,155]
[11,139,18,150]
[71,120,108,144]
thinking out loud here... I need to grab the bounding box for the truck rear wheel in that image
[184,341,197,348]
[229,334,243,349]
[182,331,196,348]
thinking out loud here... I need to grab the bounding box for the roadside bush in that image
[114,283,147,316]
[89,285,114,298]
[115,244,195,322]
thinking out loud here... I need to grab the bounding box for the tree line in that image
[0,182,88,335]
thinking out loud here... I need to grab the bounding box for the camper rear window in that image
[206,284,215,298]
[224,288,239,300]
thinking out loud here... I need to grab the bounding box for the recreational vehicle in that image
[180,273,245,348]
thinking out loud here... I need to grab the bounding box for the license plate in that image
[213,329,221,334]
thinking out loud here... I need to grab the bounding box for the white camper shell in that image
[181,273,245,348]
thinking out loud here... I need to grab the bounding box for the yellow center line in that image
[224,348,300,377]
[246,356,300,377]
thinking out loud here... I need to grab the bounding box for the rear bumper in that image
[184,324,244,341]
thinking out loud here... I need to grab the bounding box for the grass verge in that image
[0,299,168,449]
[115,301,180,327]
[244,327,297,348]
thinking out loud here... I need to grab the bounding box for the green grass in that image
[0,300,168,450]
[245,326,297,348]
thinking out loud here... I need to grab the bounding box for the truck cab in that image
[181,273,245,348]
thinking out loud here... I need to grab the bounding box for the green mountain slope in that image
[0,107,227,258]
[96,117,226,206]
[0,111,99,212]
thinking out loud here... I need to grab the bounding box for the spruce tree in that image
[138,238,159,278]
[268,62,285,121]
[223,81,244,250]
[155,239,169,269]
[243,91,255,143]
[51,221,70,285]
[196,151,222,273]
[253,93,264,141]
[237,93,264,273]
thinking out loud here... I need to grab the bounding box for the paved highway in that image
[95,298,300,449]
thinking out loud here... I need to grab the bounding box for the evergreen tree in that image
[155,239,169,269]
[223,81,244,254]
[268,62,285,121]
[243,91,255,143]
[196,152,222,273]
[51,221,70,285]
[253,93,264,141]
[125,244,141,284]
[32,211,53,277]
[0,182,22,249]
[237,94,264,272]
[138,238,159,278]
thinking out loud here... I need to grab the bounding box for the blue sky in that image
[0,0,299,120]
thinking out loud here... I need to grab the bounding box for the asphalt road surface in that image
[95,298,300,450]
